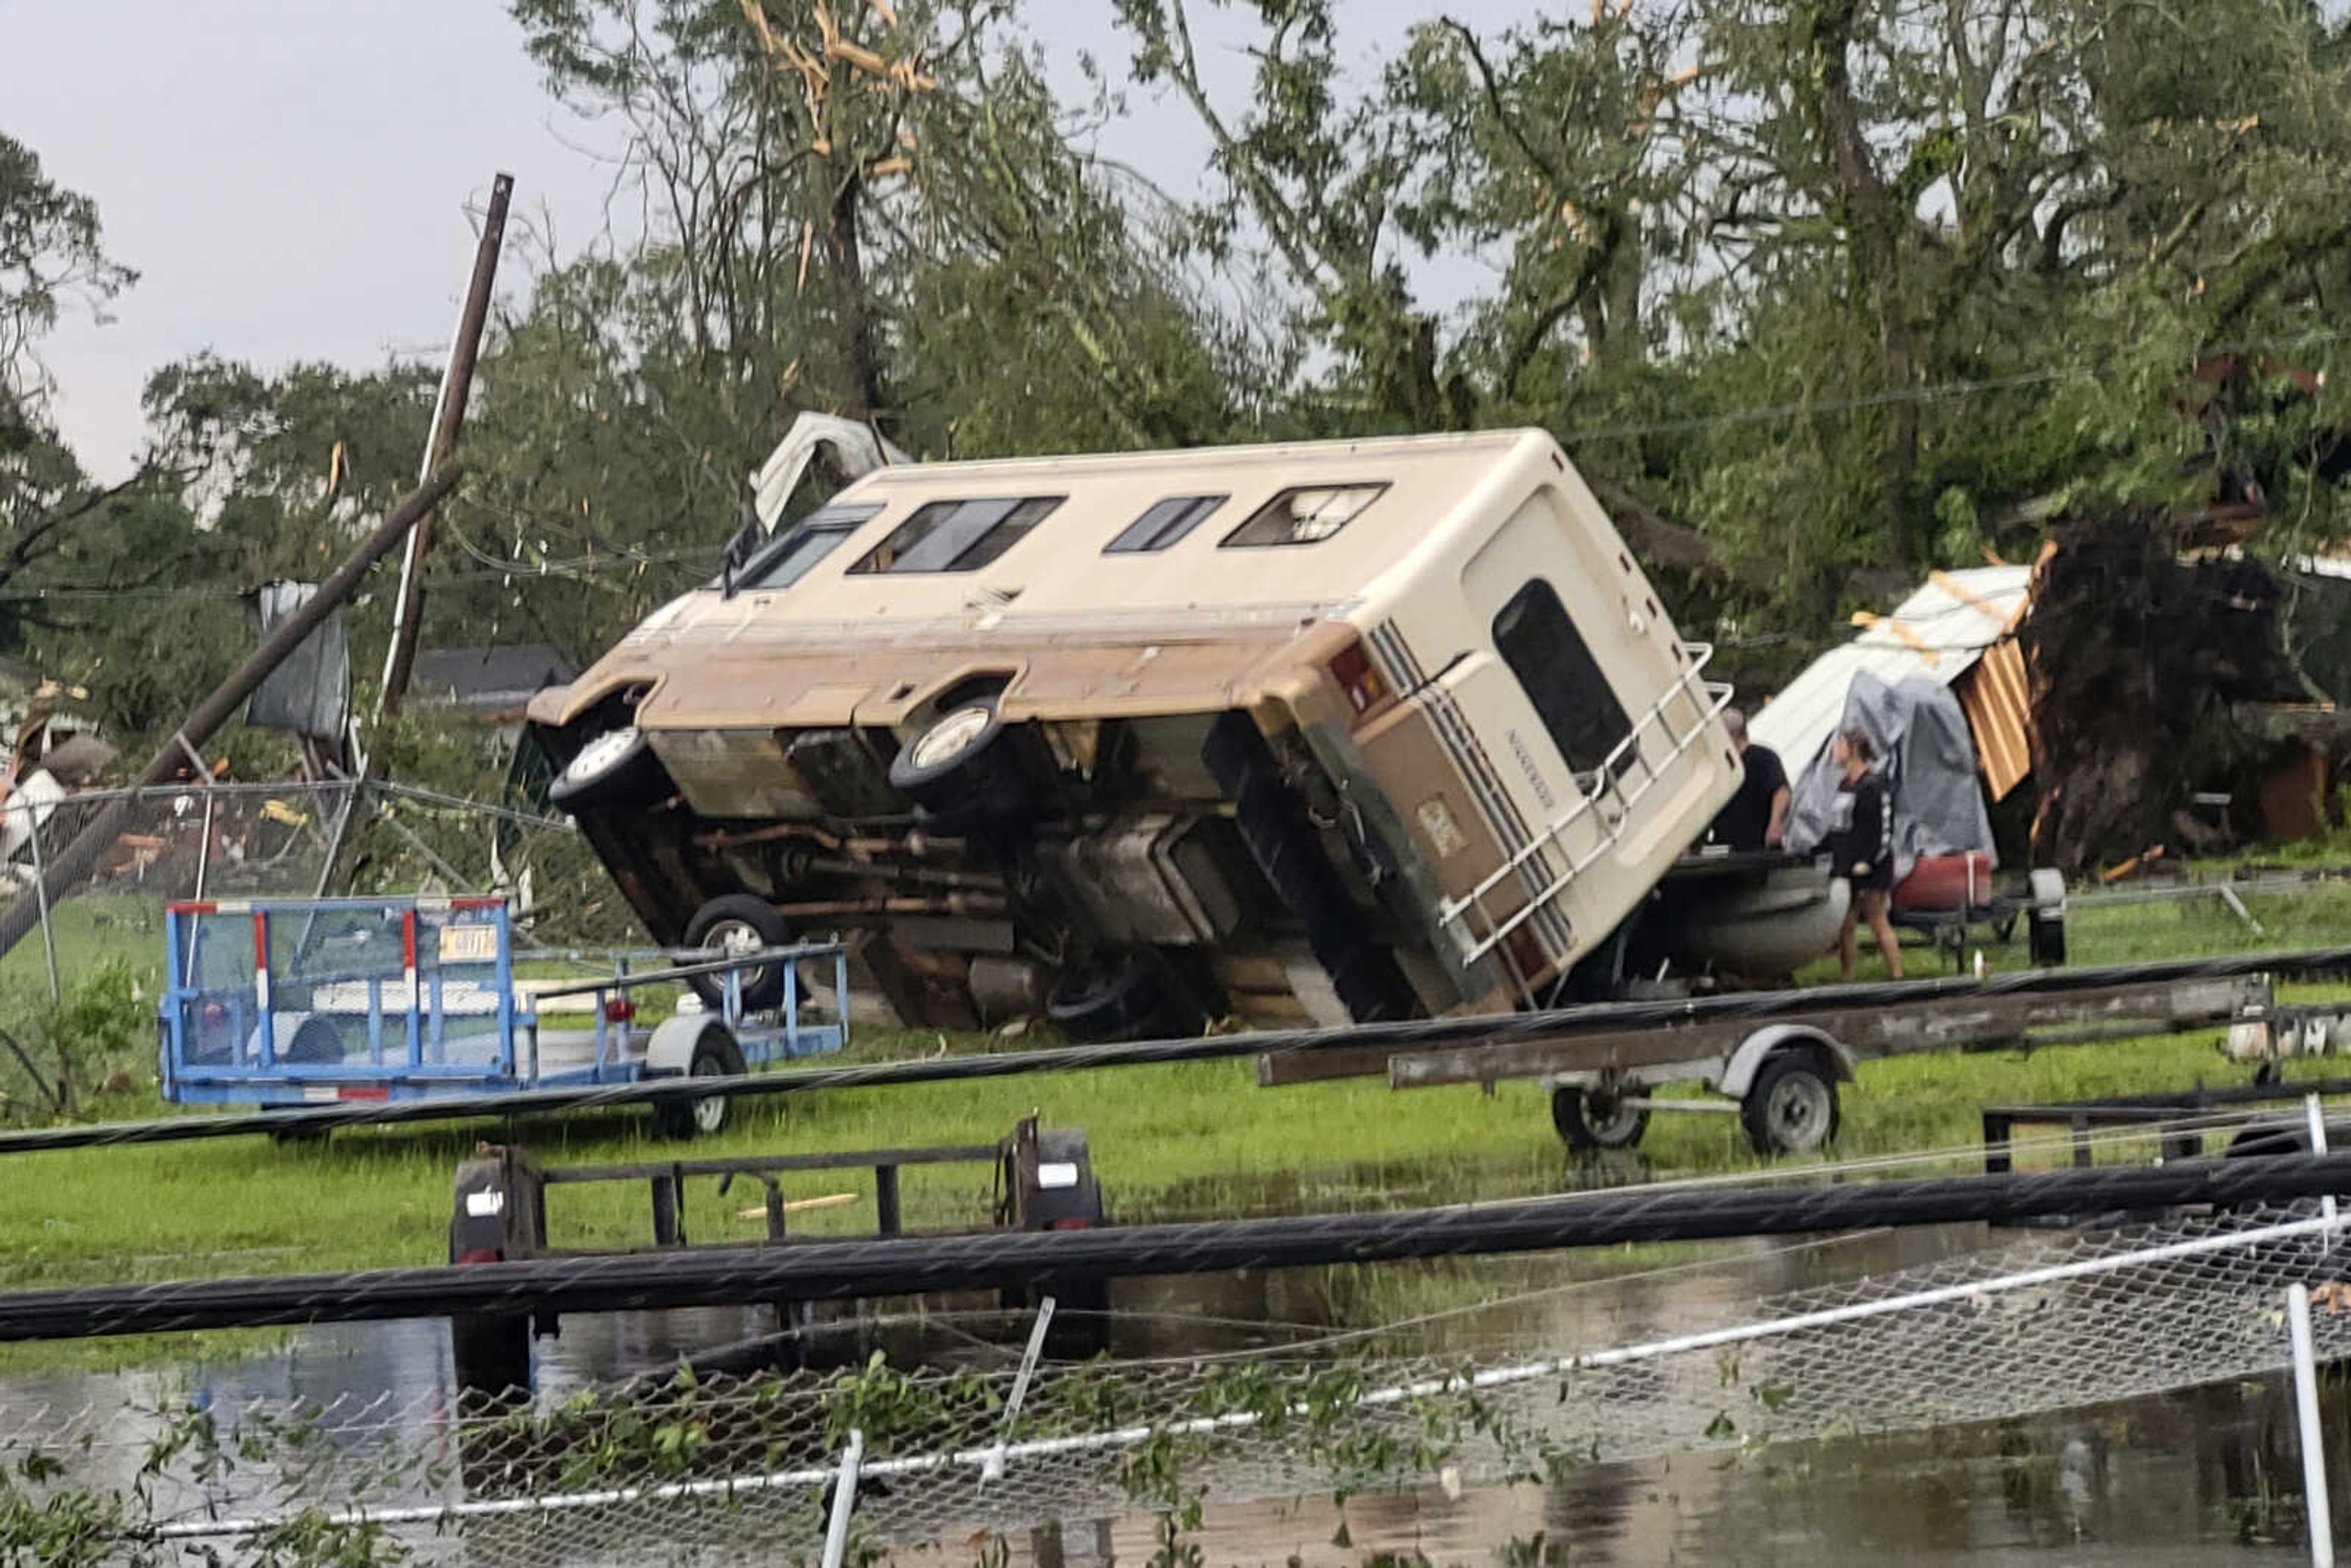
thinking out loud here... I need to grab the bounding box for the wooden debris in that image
[736,1191,860,1220]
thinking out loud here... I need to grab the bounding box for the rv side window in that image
[1491,579,1634,778]
[1220,483,1387,548]
[1105,495,1226,553]
[848,496,1064,574]
[737,503,883,591]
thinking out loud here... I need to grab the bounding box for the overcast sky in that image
[1,1,1431,481]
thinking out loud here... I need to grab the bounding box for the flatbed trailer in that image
[1261,966,2322,1157]
[157,895,850,1138]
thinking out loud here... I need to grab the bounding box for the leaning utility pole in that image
[377,171,513,719]
[0,464,467,969]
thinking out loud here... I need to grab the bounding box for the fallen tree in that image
[2023,509,2308,872]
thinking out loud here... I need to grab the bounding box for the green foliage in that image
[0,130,133,398]
[15,1,2351,757]
[0,959,150,1123]
[0,1401,408,1567]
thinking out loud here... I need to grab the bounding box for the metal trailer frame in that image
[444,1115,1106,1394]
[1887,866,2071,969]
[1980,1075,2351,1176]
[1263,970,2278,1158]
[156,895,850,1133]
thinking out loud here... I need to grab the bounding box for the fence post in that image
[192,786,216,905]
[820,1428,865,1568]
[2288,1283,2336,1567]
[981,1296,1057,1489]
[23,802,58,1005]
[2309,1095,2337,1250]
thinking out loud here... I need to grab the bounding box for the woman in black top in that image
[1829,727,1903,981]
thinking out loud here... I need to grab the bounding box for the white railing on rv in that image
[1438,643,1732,973]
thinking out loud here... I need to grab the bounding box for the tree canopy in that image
[9,0,2351,751]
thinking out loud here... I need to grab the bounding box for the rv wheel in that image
[888,700,1030,819]
[683,895,790,1013]
[1046,952,1203,1043]
[548,726,667,812]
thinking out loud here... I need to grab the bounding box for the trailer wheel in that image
[1551,1084,1650,1152]
[263,1107,331,1147]
[1741,1049,1840,1157]
[2025,869,2068,966]
[547,726,667,813]
[2027,909,2067,966]
[683,895,790,1013]
[653,1024,747,1139]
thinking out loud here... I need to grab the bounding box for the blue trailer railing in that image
[158,896,847,1119]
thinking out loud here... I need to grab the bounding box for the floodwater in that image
[1104,1387,2336,1566]
[2,1188,2345,1561]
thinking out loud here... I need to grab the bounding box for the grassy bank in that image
[0,877,2347,1370]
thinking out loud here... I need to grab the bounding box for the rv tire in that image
[682,896,791,1013]
[548,726,666,813]
[889,700,1030,820]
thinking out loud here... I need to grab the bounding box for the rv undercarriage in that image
[542,702,1436,1040]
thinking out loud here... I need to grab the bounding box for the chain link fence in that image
[2,775,630,970]
[3,1201,2347,1566]
[0,776,636,1119]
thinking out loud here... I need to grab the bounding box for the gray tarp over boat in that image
[1782,671,1996,885]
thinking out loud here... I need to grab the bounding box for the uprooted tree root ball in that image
[2023,509,2306,873]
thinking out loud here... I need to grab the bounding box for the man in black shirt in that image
[1709,708,1790,852]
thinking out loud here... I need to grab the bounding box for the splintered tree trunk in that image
[827,171,887,418]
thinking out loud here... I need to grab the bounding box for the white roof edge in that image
[845,428,1551,487]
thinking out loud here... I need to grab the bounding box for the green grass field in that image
[0,874,2347,1371]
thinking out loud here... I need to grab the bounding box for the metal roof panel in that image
[1749,566,2031,771]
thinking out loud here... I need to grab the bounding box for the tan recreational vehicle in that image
[527,427,1761,1039]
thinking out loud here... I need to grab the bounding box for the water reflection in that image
[1121,1386,2343,1564]
[2,1196,2345,1561]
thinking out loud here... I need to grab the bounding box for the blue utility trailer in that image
[157,895,849,1138]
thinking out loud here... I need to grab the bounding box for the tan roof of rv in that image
[639,428,1561,641]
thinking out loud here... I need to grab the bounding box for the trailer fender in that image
[645,1015,735,1078]
[1715,1026,1854,1099]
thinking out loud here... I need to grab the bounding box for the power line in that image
[8,943,2351,1156]
[1,1156,2347,1343]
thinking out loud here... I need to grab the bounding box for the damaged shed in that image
[1749,565,2033,802]
[1755,520,2350,877]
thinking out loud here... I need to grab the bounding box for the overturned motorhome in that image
[527,429,1785,1035]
